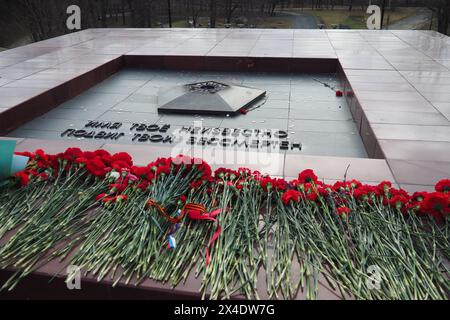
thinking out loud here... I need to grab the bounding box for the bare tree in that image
[427,0,450,35]
[209,0,216,27]
[224,0,239,24]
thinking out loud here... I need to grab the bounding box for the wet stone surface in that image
[8,69,367,158]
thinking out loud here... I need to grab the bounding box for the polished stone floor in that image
[8,69,367,158]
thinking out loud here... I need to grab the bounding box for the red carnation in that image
[333,181,349,191]
[274,178,288,191]
[281,190,301,205]
[180,195,187,203]
[95,193,107,201]
[115,194,128,202]
[348,179,362,189]
[306,192,318,202]
[217,168,239,180]
[156,165,171,176]
[389,195,409,212]
[111,160,131,171]
[86,157,108,177]
[317,185,331,197]
[146,172,155,181]
[298,169,318,184]
[407,201,422,214]
[390,188,409,198]
[38,173,49,181]
[137,180,150,191]
[94,149,111,158]
[238,167,252,177]
[336,206,351,216]
[63,147,83,160]
[109,183,127,193]
[259,177,273,192]
[412,191,428,202]
[196,161,212,178]
[289,179,301,189]
[131,165,147,177]
[102,196,115,203]
[15,171,30,186]
[154,157,170,167]
[35,149,49,166]
[353,185,379,201]
[83,151,96,160]
[377,181,392,194]
[75,157,89,166]
[112,152,133,166]
[421,192,450,223]
[435,179,450,193]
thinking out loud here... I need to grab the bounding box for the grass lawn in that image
[303,7,416,29]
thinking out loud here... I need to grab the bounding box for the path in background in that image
[388,8,432,30]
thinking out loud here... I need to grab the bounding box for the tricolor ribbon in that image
[167,210,182,249]
[168,235,176,249]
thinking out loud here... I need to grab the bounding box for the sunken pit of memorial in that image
[7,69,367,158]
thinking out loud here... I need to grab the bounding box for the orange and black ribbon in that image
[145,199,184,224]
[182,203,223,265]
[145,199,223,265]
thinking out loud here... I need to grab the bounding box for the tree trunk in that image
[127,0,135,27]
[438,10,449,35]
[226,0,232,23]
[209,0,216,28]
[146,0,152,28]
[121,0,126,25]
[101,0,107,28]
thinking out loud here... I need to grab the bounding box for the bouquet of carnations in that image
[0,147,448,299]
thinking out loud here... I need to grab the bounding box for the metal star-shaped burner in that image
[187,81,228,94]
[157,81,266,115]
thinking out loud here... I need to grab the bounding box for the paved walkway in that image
[388,8,432,30]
